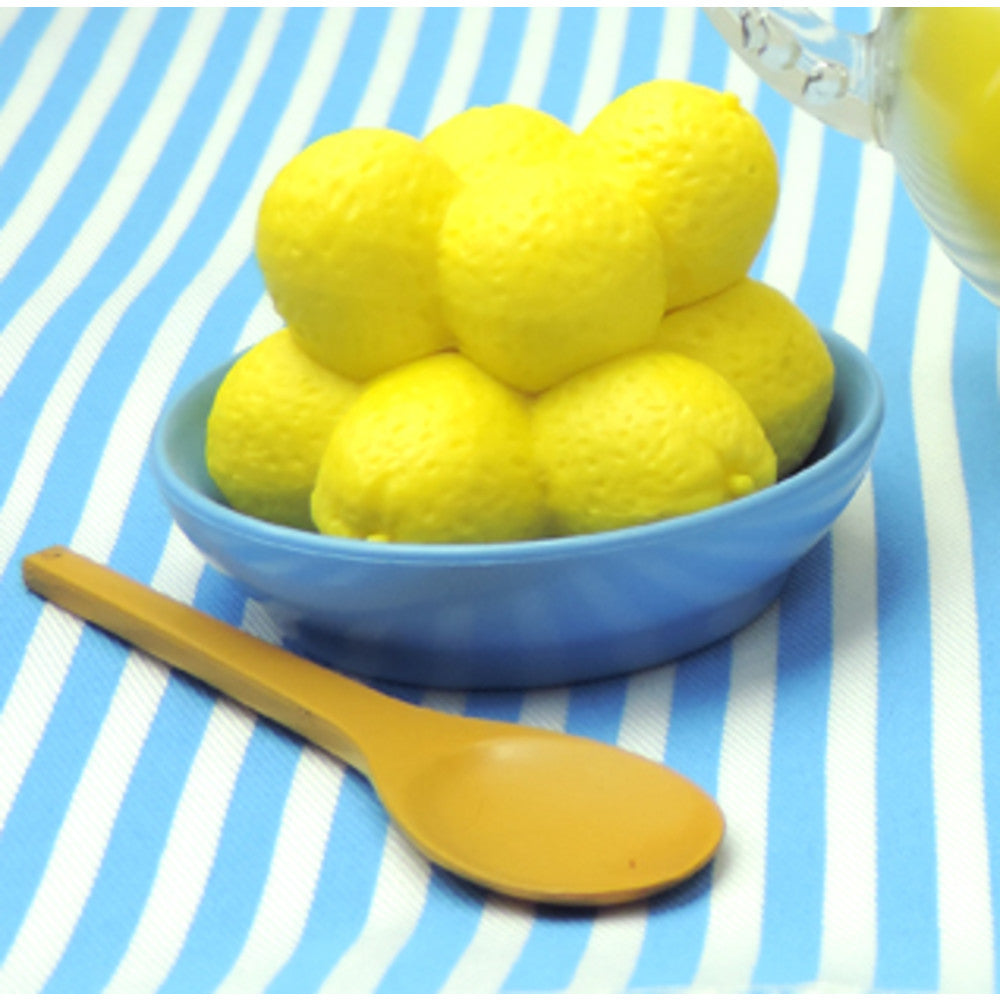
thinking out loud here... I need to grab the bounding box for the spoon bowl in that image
[393,727,721,903]
[22,545,723,906]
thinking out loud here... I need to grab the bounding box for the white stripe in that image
[318,824,433,992]
[0,8,156,285]
[352,7,424,128]
[0,8,224,399]
[913,244,994,992]
[232,293,283,355]
[0,608,84,829]
[440,897,537,994]
[102,696,256,992]
[0,8,88,168]
[617,665,674,762]
[422,7,492,133]
[566,667,675,992]
[570,7,629,130]
[762,107,825,300]
[505,7,560,109]
[817,480,879,991]
[656,7,696,81]
[691,606,779,992]
[214,746,346,993]
[0,6,20,42]
[0,528,201,993]
[831,142,896,349]
[815,131,888,991]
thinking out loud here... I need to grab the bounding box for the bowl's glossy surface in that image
[152,331,883,689]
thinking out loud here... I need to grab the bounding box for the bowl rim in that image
[152,329,885,567]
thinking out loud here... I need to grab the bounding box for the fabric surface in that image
[1,7,998,992]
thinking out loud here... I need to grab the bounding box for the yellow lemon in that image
[437,162,667,393]
[206,329,360,530]
[899,8,1000,243]
[423,103,576,185]
[311,352,546,544]
[655,278,834,477]
[533,349,777,536]
[255,127,459,381]
[572,79,779,308]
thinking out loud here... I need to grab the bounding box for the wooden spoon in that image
[22,545,723,906]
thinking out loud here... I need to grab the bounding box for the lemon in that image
[206,329,360,530]
[533,349,777,536]
[311,352,546,544]
[437,162,667,393]
[423,103,575,185]
[900,8,1000,243]
[655,278,834,477]
[571,79,779,308]
[255,128,459,381]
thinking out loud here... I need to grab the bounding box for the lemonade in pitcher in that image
[887,8,1000,299]
[707,7,1000,304]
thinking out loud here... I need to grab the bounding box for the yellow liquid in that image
[887,8,1000,301]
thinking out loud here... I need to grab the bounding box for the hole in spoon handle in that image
[21,545,375,772]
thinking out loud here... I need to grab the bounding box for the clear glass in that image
[705,7,1000,305]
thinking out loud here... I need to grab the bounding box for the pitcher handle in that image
[703,8,882,143]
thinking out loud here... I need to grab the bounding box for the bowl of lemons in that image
[152,82,884,689]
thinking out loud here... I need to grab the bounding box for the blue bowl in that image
[152,331,883,689]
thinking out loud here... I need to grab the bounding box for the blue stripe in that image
[615,8,665,95]
[567,674,629,743]
[465,689,524,723]
[467,8,529,107]
[375,872,485,993]
[867,178,939,992]
[387,7,460,137]
[537,8,597,123]
[502,905,600,992]
[754,541,833,986]
[798,128,865,326]
[686,8,739,92]
[308,7,389,138]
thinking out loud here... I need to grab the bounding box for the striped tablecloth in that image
[2,7,998,993]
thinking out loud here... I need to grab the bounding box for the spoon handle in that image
[21,545,406,775]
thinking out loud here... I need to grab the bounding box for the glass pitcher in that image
[705,7,1000,305]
